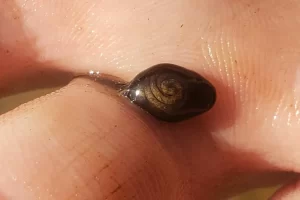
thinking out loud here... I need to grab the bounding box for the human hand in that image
[1,0,300,199]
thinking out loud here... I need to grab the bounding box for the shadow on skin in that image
[117,74,297,199]
[0,0,73,99]
[149,122,296,199]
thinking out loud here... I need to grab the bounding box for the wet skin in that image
[1,0,300,199]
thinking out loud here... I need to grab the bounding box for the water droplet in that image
[89,70,94,75]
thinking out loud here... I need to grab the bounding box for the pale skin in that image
[0,0,300,199]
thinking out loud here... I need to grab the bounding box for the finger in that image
[0,77,297,200]
[5,74,286,199]
[1,0,300,195]
[270,178,300,200]
[0,0,73,97]
[0,77,201,200]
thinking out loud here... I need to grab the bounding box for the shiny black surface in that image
[120,63,216,122]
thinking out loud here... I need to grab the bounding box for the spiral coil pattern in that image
[121,63,216,122]
[143,73,185,112]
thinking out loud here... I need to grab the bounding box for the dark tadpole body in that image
[119,63,216,122]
